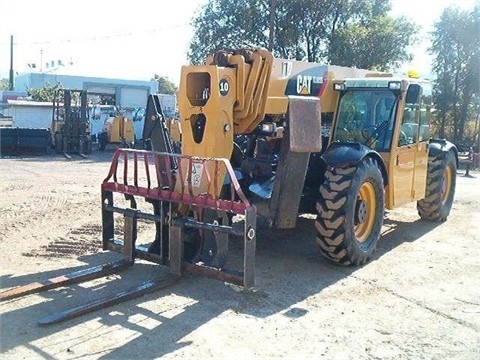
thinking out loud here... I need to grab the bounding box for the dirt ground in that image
[0,149,479,360]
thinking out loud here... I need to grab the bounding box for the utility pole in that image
[268,0,276,51]
[476,108,480,153]
[9,35,14,90]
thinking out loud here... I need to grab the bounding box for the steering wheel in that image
[398,131,409,146]
[363,121,389,147]
[361,124,377,140]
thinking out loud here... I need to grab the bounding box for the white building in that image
[3,100,52,128]
[3,100,117,137]
[5,72,159,139]
[14,72,157,110]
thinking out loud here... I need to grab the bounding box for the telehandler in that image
[0,48,457,324]
[97,112,135,151]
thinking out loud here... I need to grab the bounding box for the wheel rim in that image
[441,164,452,205]
[354,182,376,243]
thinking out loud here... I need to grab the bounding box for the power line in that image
[0,23,190,46]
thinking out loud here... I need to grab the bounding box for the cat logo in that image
[296,75,312,95]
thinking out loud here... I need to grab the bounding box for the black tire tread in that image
[315,157,384,266]
[417,151,456,222]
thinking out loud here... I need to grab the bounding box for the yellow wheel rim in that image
[355,182,376,243]
[441,164,452,205]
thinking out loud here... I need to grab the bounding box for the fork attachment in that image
[101,148,257,289]
[0,149,256,326]
[0,260,130,302]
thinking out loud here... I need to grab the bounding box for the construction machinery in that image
[50,89,92,158]
[97,112,135,150]
[131,94,179,150]
[1,48,458,324]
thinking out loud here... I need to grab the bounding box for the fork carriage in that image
[101,148,257,288]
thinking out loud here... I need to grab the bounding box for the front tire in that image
[315,157,385,265]
[417,151,456,221]
[98,132,108,151]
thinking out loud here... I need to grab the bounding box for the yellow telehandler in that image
[1,48,457,325]
[97,112,135,151]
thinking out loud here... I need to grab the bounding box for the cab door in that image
[392,84,423,207]
[412,84,433,200]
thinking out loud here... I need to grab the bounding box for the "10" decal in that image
[219,79,229,96]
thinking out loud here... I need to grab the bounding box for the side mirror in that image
[406,84,420,104]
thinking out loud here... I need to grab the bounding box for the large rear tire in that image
[315,157,385,265]
[147,225,201,263]
[417,151,456,221]
[98,132,108,151]
[147,202,201,263]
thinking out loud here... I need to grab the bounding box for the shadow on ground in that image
[0,211,443,358]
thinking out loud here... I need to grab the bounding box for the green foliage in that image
[27,82,64,102]
[152,75,178,94]
[0,78,9,90]
[188,0,270,64]
[430,2,479,145]
[187,0,418,70]
[328,14,418,70]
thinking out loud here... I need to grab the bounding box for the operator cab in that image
[331,76,433,208]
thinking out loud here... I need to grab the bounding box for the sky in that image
[0,0,477,86]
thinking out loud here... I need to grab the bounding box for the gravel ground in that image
[0,150,479,360]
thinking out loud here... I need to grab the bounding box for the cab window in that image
[418,84,432,142]
[398,84,420,146]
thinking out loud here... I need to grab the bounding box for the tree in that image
[0,78,9,90]
[188,0,270,64]
[429,3,480,146]
[27,82,63,102]
[187,0,418,70]
[152,75,178,94]
[327,14,417,70]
